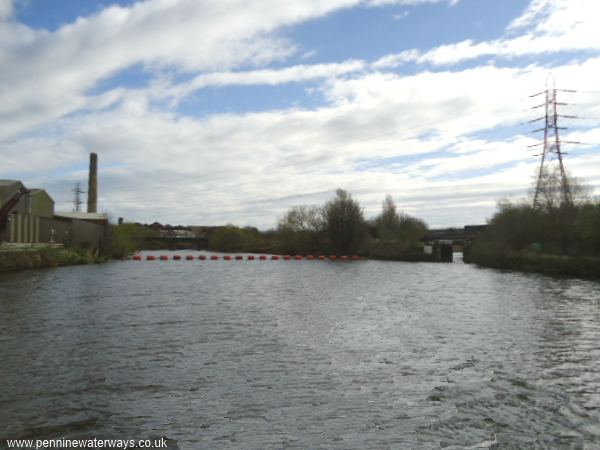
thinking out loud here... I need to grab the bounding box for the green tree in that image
[374,194,427,242]
[208,226,245,252]
[104,223,150,258]
[322,189,366,254]
[375,194,401,239]
[277,205,324,253]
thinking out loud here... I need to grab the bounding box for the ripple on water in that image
[0,258,599,449]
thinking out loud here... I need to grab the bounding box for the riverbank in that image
[464,247,600,279]
[0,247,102,273]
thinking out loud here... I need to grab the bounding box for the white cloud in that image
[0,0,374,140]
[0,0,13,19]
[1,0,599,228]
[4,54,599,228]
[164,60,367,103]
[374,0,600,67]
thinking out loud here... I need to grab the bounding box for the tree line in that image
[207,189,429,258]
[465,168,600,277]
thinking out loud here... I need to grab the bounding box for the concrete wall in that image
[29,190,54,218]
[39,217,106,249]
[4,213,41,243]
[3,214,105,249]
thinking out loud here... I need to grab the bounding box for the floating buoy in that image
[259,255,267,260]
[340,255,348,261]
[329,255,337,260]
[283,255,292,260]
[318,255,325,260]
[210,255,219,260]
[186,255,194,260]
[173,255,181,260]
[199,255,206,260]
[235,255,243,260]
[247,255,255,260]
[223,255,232,261]
[294,255,303,260]
[271,255,280,260]
[160,255,169,261]
[146,255,155,261]
[133,255,142,261]
[306,255,314,260]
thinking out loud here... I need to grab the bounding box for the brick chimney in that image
[87,153,98,213]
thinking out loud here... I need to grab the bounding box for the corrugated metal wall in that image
[4,214,105,249]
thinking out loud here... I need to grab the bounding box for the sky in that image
[0,0,599,229]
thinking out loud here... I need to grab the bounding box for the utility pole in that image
[72,182,85,212]
[528,75,581,209]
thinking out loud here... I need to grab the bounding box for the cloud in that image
[0,0,13,19]
[1,0,599,228]
[374,0,600,67]
[4,53,599,228]
[0,0,374,140]
[164,60,367,103]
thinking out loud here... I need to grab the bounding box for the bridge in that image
[423,225,488,245]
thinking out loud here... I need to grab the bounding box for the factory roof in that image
[55,212,108,221]
[0,180,23,188]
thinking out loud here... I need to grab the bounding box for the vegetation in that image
[103,223,153,258]
[274,189,431,259]
[208,225,275,253]
[206,189,431,259]
[97,189,433,261]
[465,169,600,278]
[363,194,429,259]
[0,247,101,273]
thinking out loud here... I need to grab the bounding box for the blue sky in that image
[1,0,599,228]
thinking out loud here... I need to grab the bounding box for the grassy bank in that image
[360,240,439,262]
[464,243,600,279]
[0,247,102,273]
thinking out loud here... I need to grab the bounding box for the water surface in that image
[1,253,599,449]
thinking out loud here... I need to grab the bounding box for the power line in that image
[530,75,580,209]
[72,181,85,212]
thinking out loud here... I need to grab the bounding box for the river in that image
[1,252,599,449]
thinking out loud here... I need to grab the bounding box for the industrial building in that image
[0,153,107,249]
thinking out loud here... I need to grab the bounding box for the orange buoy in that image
[186,255,194,260]
[259,255,267,260]
[146,255,155,261]
[329,255,337,260]
[306,255,314,260]
[340,255,348,261]
[210,255,219,260]
[235,255,243,260]
[133,255,141,261]
[160,255,168,261]
[247,255,255,260]
[283,255,292,260]
[223,255,232,261]
[199,255,206,260]
[271,255,280,260]
[294,255,303,260]
[318,255,325,260]
[173,255,181,260]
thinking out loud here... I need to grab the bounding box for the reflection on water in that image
[1,253,599,449]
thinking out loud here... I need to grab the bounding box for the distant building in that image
[0,180,54,244]
[0,179,107,249]
[54,211,108,226]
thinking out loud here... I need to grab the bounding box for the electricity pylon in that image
[527,75,580,209]
[72,182,85,212]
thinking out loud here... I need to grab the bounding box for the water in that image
[1,252,599,449]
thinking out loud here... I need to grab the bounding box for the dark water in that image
[1,252,599,449]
